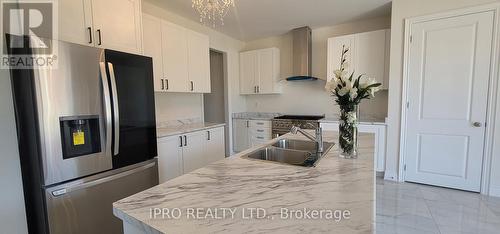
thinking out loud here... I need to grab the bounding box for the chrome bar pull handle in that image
[87,27,92,44]
[108,62,120,155]
[99,62,112,157]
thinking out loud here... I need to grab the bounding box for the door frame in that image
[398,3,500,195]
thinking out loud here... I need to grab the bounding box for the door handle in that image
[207,131,211,140]
[184,135,187,146]
[257,86,260,93]
[87,27,92,44]
[472,122,482,127]
[107,62,120,155]
[190,81,194,91]
[254,86,257,93]
[99,62,112,157]
[246,120,249,128]
[165,79,169,90]
[161,79,164,90]
[179,136,183,147]
[97,29,102,45]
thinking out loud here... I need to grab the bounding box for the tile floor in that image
[376,179,500,234]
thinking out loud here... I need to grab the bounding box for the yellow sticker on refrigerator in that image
[73,131,85,146]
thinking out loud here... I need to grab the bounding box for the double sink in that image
[244,139,334,167]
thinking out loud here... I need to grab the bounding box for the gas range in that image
[272,115,325,137]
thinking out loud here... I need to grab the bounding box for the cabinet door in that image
[240,51,258,94]
[327,35,355,81]
[187,30,211,93]
[91,0,143,54]
[157,136,183,183]
[355,30,386,86]
[257,48,275,94]
[161,21,188,92]
[142,14,164,92]
[182,131,206,173]
[232,119,249,152]
[58,0,93,46]
[205,127,225,164]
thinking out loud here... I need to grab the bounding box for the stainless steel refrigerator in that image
[7,35,158,234]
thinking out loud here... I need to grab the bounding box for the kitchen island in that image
[113,131,375,234]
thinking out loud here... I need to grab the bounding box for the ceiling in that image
[147,0,392,41]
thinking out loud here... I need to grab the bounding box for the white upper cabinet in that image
[92,0,143,53]
[58,0,93,46]
[327,29,390,89]
[58,0,143,54]
[161,21,189,92]
[142,14,211,93]
[142,14,163,92]
[187,30,211,93]
[240,47,281,95]
[239,51,258,95]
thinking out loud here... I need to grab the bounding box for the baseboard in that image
[383,171,398,181]
[490,186,500,197]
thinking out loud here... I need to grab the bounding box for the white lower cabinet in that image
[157,135,183,183]
[157,126,225,183]
[232,119,272,152]
[320,122,386,172]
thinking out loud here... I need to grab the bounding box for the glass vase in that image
[339,104,359,159]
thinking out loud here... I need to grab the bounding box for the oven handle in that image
[99,62,112,157]
[107,62,120,156]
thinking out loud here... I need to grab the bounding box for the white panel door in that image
[161,21,188,92]
[187,30,210,93]
[205,127,225,164]
[157,136,183,183]
[240,51,257,94]
[182,131,206,173]
[58,0,93,46]
[142,14,164,92]
[91,0,142,54]
[405,11,494,192]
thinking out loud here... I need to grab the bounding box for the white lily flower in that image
[324,79,338,91]
[337,86,350,96]
[349,87,358,100]
[334,69,347,79]
[360,77,377,89]
[368,86,381,97]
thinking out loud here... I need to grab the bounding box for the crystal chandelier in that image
[192,0,235,27]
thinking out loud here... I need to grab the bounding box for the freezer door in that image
[45,160,158,234]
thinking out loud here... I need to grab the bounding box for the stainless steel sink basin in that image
[244,139,335,167]
[246,147,317,166]
[272,139,334,152]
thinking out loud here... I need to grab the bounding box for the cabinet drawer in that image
[249,127,271,135]
[250,133,271,141]
[249,120,271,129]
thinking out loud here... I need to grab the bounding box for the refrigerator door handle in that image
[107,62,120,156]
[50,161,157,196]
[99,62,112,158]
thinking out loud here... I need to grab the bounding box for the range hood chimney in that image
[286,26,318,81]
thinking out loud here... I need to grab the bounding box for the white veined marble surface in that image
[113,131,375,234]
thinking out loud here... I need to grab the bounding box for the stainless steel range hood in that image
[286,26,318,81]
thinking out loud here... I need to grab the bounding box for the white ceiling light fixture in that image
[191,0,235,27]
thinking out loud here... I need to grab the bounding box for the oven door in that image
[104,50,157,169]
[31,41,112,186]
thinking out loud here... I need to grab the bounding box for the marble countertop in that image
[232,112,385,124]
[232,112,281,120]
[156,122,225,138]
[113,131,375,233]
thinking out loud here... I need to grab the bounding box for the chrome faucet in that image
[290,124,324,153]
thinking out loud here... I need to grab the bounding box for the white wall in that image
[243,16,391,119]
[0,70,28,233]
[385,0,500,197]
